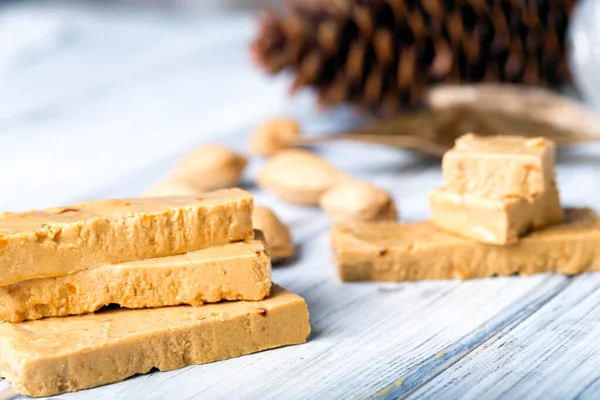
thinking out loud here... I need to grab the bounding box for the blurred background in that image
[96,0,280,10]
[0,0,312,211]
[0,0,281,10]
[0,0,599,213]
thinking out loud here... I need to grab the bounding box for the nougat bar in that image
[0,285,310,397]
[331,208,600,282]
[429,185,563,244]
[0,188,253,286]
[0,238,271,323]
[442,134,555,198]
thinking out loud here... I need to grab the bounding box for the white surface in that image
[1,2,600,399]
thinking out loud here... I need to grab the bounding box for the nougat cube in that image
[429,185,564,245]
[442,134,556,198]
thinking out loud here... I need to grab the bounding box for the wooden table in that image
[1,2,600,399]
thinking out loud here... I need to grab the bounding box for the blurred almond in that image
[257,149,346,206]
[249,117,300,156]
[319,180,398,223]
[253,206,295,263]
[141,180,201,198]
[173,144,247,191]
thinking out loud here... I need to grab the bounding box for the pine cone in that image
[251,0,577,115]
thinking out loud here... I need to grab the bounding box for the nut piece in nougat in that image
[0,238,271,323]
[429,185,563,245]
[442,134,556,198]
[319,180,398,223]
[0,188,253,286]
[331,208,600,282]
[0,285,310,397]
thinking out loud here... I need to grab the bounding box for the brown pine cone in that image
[251,0,577,115]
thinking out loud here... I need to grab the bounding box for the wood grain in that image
[1,2,600,399]
[409,274,600,399]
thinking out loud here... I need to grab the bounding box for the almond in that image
[141,180,201,198]
[257,149,346,206]
[249,118,300,156]
[173,144,247,191]
[319,180,398,223]
[253,206,295,263]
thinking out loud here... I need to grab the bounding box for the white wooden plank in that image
[0,3,255,122]
[408,274,600,400]
[0,384,20,400]
[0,7,293,211]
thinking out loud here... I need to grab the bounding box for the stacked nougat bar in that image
[0,188,310,397]
[332,134,600,281]
[431,134,563,245]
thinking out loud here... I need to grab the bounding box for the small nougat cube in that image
[429,185,563,245]
[442,134,556,198]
